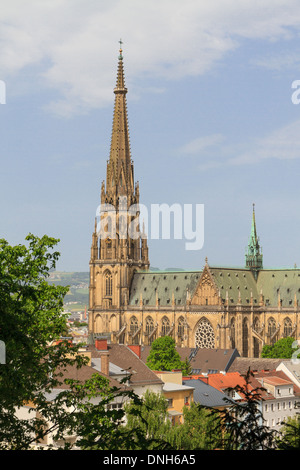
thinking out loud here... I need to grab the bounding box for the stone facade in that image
[88,46,300,358]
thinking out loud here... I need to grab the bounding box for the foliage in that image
[146,336,189,372]
[277,416,300,450]
[173,402,223,450]
[261,337,297,359]
[0,234,164,450]
[124,389,172,449]
[214,368,278,450]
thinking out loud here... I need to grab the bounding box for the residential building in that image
[255,370,300,431]
[188,368,300,432]
[154,370,194,424]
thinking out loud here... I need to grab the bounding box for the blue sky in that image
[1,0,300,272]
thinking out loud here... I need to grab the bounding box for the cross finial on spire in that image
[119,39,123,59]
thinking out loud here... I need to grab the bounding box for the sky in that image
[1,0,300,272]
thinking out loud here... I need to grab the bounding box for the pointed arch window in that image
[146,316,154,336]
[105,271,113,297]
[230,317,235,349]
[242,318,249,357]
[130,316,139,345]
[161,317,170,336]
[177,317,185,339]
[268,317,277,345]
[284,317,292,337]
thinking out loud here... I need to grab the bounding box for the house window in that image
[167,398,173,408]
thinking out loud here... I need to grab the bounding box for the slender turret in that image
[245,203,263,279]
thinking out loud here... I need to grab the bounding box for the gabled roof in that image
[201,371,272,402]
[182,379,232,408]
[255,369,300,396]
[228,357,282,375]
[208,266,259,305]
[202,372,246,394]
[52,363,124,390]
[129,270,201,306]
[140,346,239,374]
[277,360,300,385]
[88,343,163,387]
[185,348,240,374]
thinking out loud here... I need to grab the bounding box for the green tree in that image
[0,234,163,450]
[174,402,223,450]
[146,336,189,372]
[277,416,300,450]
[124,389,172,449]
[261,337,297,359]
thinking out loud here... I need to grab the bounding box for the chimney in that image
[100,351,109,376]
[128,344,141,359]
[95,338,108,351]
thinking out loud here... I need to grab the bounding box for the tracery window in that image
[105,270,112,297]
[177,317,185,339]
[253,317,260,358]
[161,317,170,336]
[130,316,139,344]
[146,316,154,336]
[230,317,235,349]
[268,317,277,344]
[195,318,215,349]
[242,318,249,357]
[283,317,293,337]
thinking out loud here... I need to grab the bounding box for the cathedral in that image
[88,45,300,358]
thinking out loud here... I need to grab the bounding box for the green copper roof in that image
[257,269,300,308]
[129,270,201,306]
[128,264,300,309]
[209,267,259,305]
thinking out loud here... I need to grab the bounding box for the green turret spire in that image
[245,204,263,280]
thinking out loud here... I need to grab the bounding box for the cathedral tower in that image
[88,43,149,340]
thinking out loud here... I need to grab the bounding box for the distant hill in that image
[49,272,89,312]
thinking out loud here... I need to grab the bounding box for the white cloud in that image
[2,0,300,116]
[183,119,300,171]
[229,119,300,165]
[178,134,224,155]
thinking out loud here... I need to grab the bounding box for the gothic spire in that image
[245,203,263,279]
[106,40,134,197]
